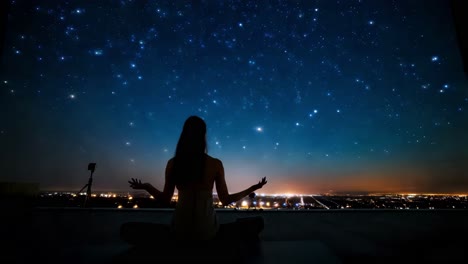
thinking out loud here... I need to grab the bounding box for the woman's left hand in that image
[254,177,268,190]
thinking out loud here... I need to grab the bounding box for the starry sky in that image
[1,0,467,194]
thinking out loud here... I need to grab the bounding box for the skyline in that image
[1,0,467,194]
[38,188,468,197]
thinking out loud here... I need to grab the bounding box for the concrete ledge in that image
[3,208,468,263]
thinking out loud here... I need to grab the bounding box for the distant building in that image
[0,182,39,208]
[0,182,39,197]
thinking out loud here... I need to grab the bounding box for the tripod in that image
[77,163,96,207]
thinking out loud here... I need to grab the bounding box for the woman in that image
[121,115,267,245]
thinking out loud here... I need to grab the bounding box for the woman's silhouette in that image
[120,115,267,245]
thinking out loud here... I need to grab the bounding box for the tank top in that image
[171,187,220,240]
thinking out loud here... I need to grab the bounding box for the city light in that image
[35,191,468,210]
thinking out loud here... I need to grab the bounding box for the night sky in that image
[1,0,467,194]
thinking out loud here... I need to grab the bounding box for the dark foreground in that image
[3,206,468,264]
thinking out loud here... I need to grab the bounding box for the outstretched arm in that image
[215,160,267,206]
[128,160,175,206]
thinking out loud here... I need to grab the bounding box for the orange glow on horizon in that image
[248,168,468,195]
[44,164,468,196]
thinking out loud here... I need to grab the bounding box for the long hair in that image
[173,116,207,184]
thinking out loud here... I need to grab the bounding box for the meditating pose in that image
[121,115,267,245]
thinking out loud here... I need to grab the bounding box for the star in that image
[3,0,465,195]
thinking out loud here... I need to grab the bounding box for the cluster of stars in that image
[1,0,467,193]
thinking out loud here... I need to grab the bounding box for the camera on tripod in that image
[76,162,97,207]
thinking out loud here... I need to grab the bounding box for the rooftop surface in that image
[3,206,468,263]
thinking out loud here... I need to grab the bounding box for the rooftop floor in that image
[3,207,468,263]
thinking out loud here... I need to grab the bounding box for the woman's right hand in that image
[254,177,267,190]
[128,178,149,190]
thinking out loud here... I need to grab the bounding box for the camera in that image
[88,163,96,173]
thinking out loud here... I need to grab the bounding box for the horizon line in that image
[39,189,468,197]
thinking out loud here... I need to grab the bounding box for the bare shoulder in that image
[205,155,223,168]
[166,157,175,168]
